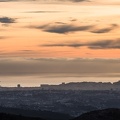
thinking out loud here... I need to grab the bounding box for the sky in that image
[0,0,120,86]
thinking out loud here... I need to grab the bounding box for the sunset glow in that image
[0,0,120,86]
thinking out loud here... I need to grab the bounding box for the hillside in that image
[0,107,72,120]
[1,108,120,120]
[73,108,120,120]
[0,113,44,120]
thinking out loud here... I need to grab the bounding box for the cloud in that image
[41,43,84,47]
[0,0,22,2]
[0,36,6,39]
[41,39,120,49]
[32,24,93,34]
[70,19,77,22]
[0,58,119,77]
[0,17,16,24]
[88,39,120,49]
[19,50,34,52]
[0,0,88,2]
[55,22,66,25]
[24,11,62,13]
[91,24,119,34]
[66,0,89,2]
[30,22,119,34]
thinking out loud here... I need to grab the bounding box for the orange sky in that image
[0,0,120,58]
[0,0,120,86]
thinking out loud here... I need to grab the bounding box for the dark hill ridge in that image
[0,112,44,120]
[0,107,72,120]
[1,108,120,120]
[73,108,120,120]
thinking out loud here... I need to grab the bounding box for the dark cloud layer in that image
[0,58,119,77]
[66,0,88,2]
[42,39,120,49]
[91,24,118,34]
[0,17,16,23]
[88,39,120,49]
[42,43,84,47]
[0,36,6,39]
[33,24,93,34]
[0,0,88,2]
[25,11,62,13]
[31,23,118,34]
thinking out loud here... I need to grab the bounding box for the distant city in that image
[0,80,120,91]
[40,81,120,90]
[0,80,120,117]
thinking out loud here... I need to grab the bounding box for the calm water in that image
[0,76,119,87]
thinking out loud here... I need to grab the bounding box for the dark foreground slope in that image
[0,113,45,120]
[0,107,72,120]
[1,108,120,120]
[73,108,120,120]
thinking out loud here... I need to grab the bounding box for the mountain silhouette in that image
[73,108,120,120]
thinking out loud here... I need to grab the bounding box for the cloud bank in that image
[0,17,16,24]
[31,24,93,34]
[91,24,118,33]
[0,0,88,2]
[31,23,118,34]
[41,39,120,49]
[0,58,119,77]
